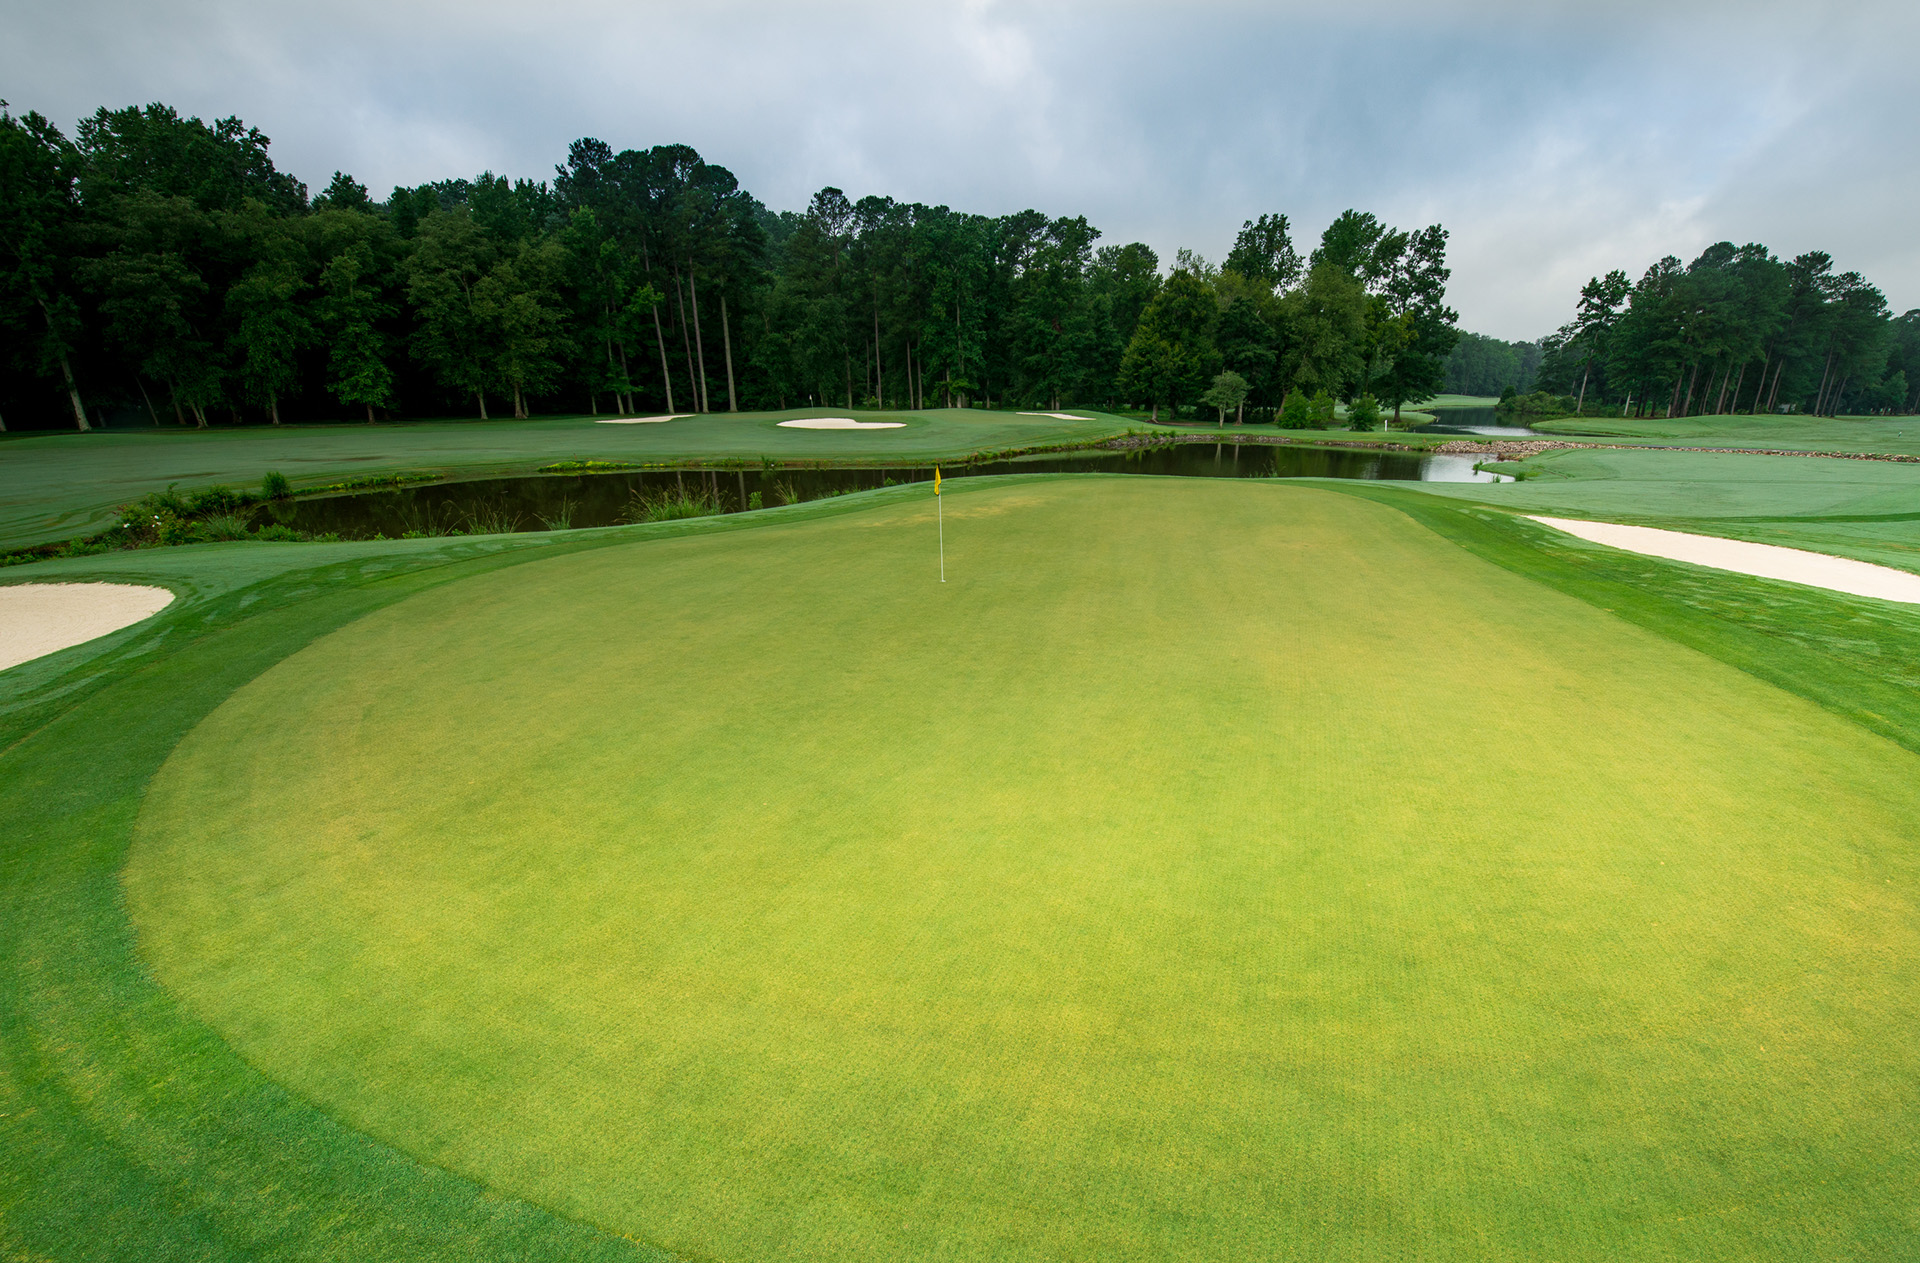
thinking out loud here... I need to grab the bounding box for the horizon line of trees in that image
[1528,244,1919,418]
[0,99,1464,433]
[1442,331,1544,397]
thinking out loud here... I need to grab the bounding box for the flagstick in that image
[937,484,945,582]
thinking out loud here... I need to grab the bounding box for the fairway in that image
[124,479,1920,1261]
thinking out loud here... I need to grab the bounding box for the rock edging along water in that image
[1429,438,1920,463]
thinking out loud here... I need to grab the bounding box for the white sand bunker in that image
[1,582,176,672]
[596,415,690,424]
[1529,517,1920,605]
[1019,411,1096,420]
[777,418,906,430]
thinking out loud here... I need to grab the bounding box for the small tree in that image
[1348,393,1383,431]
[1200,370,1250,425]
[1307,389,1336,427]
[1279,390,1313,429]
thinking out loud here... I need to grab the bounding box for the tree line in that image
[1528,243,1919,418]
[0,100,1461,431]
[1442,332,1543,397]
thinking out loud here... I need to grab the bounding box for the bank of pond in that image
[265,444,1508,540]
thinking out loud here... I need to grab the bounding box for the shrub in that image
[1279,393,1313,429]
[1307,390,1336,427]
[1497,390,1579,417]
[196,514,254,542]
[253,524,303,541]
[187,485,252,516]
[261,470,292,500]
[625,487,722,523]
[463,506,524,536]
[1347,394,1383,432]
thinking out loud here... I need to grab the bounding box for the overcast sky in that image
[4,0,1914,339]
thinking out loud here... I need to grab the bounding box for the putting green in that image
[126,480,1920,1261]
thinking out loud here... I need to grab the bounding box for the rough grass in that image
[1528,411,1920,453]
[117,479,1920,1262]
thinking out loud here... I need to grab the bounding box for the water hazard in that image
[270,441,1509,540]
[1415,405,1544,437]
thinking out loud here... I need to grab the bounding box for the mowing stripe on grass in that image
[122,479,1920,1263]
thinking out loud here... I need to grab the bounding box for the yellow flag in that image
[934,467,942,495]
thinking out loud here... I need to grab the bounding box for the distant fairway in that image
[0,407,1133,551]
[125,479,1920,1261]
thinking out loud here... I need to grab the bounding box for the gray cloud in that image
[3,0,1912,338]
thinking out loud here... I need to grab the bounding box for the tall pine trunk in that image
[720,294,737,412]
[37,299,89,431]
[269,390,282,425]
[651,303,674,412]
[602,327,621,416]
[1813,348,1837,416]
[674,272,698,411]
[476,390,489,421]
[687,262,711,412]
[1679,361,1700,416]
[873,299,883,407]
[134,376,160,425]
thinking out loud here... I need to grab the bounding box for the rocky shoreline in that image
[1095,431,1920,465]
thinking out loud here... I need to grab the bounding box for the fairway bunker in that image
[0,581,174,671]
[1530,515,1920,604]
[594,414,689,424]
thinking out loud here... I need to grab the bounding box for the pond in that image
[267,441,1510,541]
[1416,405,1543,437]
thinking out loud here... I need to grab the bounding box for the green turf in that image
[1529,411,1920,454]
[1408,447,1920,571]
[111,478,1920,1261]
[1,492,928,1262]
[0,407,1137,550]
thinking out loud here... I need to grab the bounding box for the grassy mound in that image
[121,479,1920,1261]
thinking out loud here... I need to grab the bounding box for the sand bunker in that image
[1019,411,1096,421]
[1,582,176,672]
[1529,516,1920,605]
[595,415,689,424]
[777,418,906,430]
